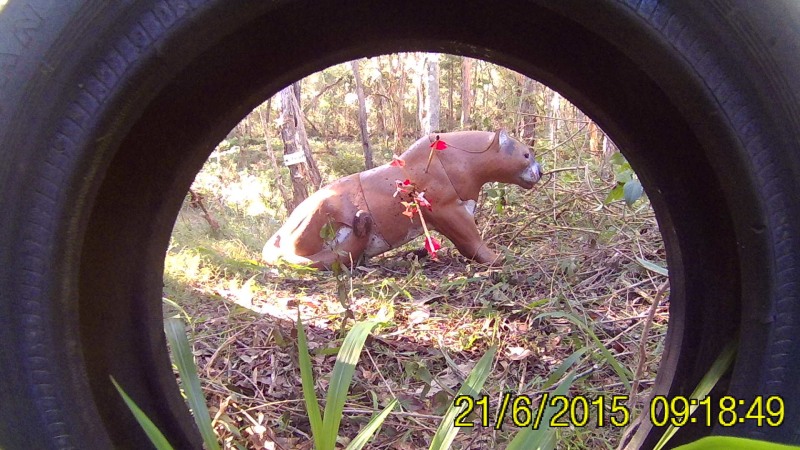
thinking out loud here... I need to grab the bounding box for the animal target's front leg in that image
[429,206,500,265]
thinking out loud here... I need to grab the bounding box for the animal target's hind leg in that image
[308,216,371,269]
[353,210,372,238]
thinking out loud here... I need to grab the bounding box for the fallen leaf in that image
[507,346,533,361]
[408,309,430,324]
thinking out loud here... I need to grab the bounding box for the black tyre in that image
[1,1,798,448]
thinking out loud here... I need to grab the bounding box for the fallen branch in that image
[189,189,221,234]
[630,280,670,398]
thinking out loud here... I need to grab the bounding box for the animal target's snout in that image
[519,158,542,188]
[531,161,542,183]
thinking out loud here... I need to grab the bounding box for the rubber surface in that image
[1,1,798,449]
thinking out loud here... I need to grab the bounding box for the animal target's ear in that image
[496,129,513,154]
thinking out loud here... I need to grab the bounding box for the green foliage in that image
[605,152,645,207]
[296,323,558,450]
[636,256,669,277]
[674,437,800,450]
[535,311,632,390]
[113,318,221,450]
[506,371,578,450]
[164,318,221,450]
[296,316,398,450]
[654,341,737,450]
[429,346,497,450]
[319,143,366,178]
[485,185,508,213]
[320,221,336,242]
[542,348,587,390]
[110,378,176,450]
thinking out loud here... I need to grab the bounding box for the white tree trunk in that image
[423,53,441,135]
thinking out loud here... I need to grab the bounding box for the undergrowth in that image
[163,134,668,449]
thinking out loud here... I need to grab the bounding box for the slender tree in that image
[279,85,322,211]
[422,53,441,135]
[257,99,292,213]
[391,54,407,154]
[588,121,603,157]
[415,53,425,136]
[549,90,561,145]
[447,55,455,130]
[350,59,374,169]
[517,76,539,146]
[460,56,473,129]
[373,58,389,144]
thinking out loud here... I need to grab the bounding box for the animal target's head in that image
[495,130,542,189]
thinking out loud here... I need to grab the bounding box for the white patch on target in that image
[460,199,477,216]
[334,226,352,245]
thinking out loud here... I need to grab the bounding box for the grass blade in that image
[654,341,737,450]
[536,311,632,389]
[636,257,668,277]
[506,371,577,450]
[345,399,399,450]
[162,297,192,324]
[111,377,175,450]
[674,436,800,450]
[296,313,324,450]
[164,318,221,450]
[429,346,497,450]
[542,347,587,390]
[321,320,380,450]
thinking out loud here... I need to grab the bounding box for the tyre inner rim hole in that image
[73,4,748,447]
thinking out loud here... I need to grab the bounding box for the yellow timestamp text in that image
[650,395,785,427]
[453,394,631,430]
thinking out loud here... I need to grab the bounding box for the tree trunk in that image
[460,56,473,129]
[376,92,388,145]
[257,99,292,214]
[517,77,539,146]
[549,90,561,145]
[415,54,425,136]
[292,81,302,106]
[350,59,374,169]
[392,54,406,154]
[423,53,441,136]
[588,121,603,157]
[279,85,322,212]
[375,59,388,144]
[447,55,454,130]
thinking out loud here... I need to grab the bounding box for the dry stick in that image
[629,279,669,399]
[189,188,221,233]
[615,279,669,450]
[505,166,585,244]
[210,395,231,429]
[365,348,400,405]
[538,123,589,156]
[517,111,593,124]
[204,326,249,376]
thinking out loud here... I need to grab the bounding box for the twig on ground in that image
[189,188,221,234]
[630,280,670,399]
